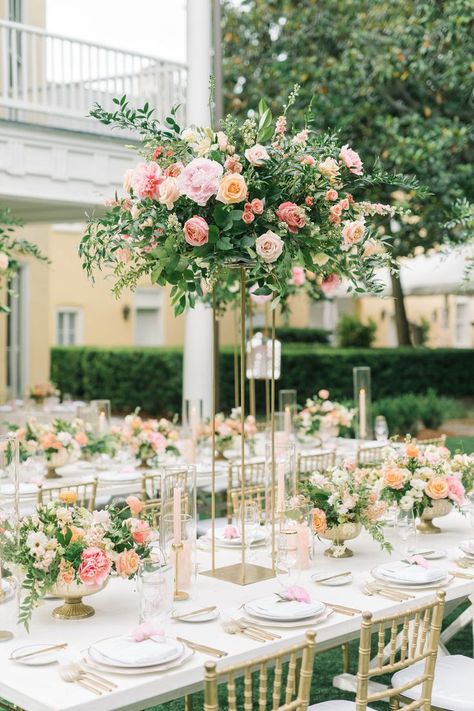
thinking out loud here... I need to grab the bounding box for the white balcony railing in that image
[0,19,187,135]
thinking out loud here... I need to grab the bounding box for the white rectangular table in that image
[0,511,472,711]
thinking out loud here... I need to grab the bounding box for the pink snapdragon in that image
[177,157,223,206]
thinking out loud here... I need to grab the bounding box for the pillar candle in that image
[359,388,366,439]
[173,486,182,544]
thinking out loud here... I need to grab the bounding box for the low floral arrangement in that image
[377,442,469,515]
[299,462,389,550]
[79,88,420,314]
[0,495,152,627]
[120,411,180,465]
[12,418,85,467]
[28,382,58,403]
[79,431,121,461]
[199,408,257,453]
[295,389,354,439]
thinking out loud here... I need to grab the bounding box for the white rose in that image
[400,495,414,510]
[244,143,270,167]
[411,478,426,490]
[181,128,198,144]
[56,431,72,446]
[158,177,180,210]
[313,253,329,266]
[193,136,213,157]
[0,253,9,271]
[255,230,284,263]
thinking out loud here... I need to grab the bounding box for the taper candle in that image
[276,461,285,513]
[173,486,182,544]
[284,405,291,435]
[359,388,366,439]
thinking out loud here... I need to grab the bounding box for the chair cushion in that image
[309,702,376,710]
[391,654,474,711]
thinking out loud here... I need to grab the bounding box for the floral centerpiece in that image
[198,408,257,458]
[79,88,418,314]
[120,411,180,467]
[377,441,468,533]
[28,382,58,405]
[0,496,152,627]
[300,462,389,557]
[295,389,354,441]
[12,418,84,478]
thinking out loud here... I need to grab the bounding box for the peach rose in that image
[425,477,449,500]
[126,495,143,516]
[59,491,78,505]
[383,467,405,490]
[78,547,111,587]
[158,176,180,210]
[183,216,209,247]
[116,549,140,577]
[244,143,270,167]
[216,173,248,204]
[341,220,365,251]
[363,238,384,258]
[311,508,327,534]
[69,525,85,543]
[255,230,284,263]
[74,431,88,446]
[405,444,420,459]
[318,389,330,400]
[164,161,184,178]
[132,519,152,545]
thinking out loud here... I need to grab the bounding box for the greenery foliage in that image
[51,346,474,417]
[335,314,377,348]
[275,327,330,344]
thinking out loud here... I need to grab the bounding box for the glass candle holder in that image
[353,367,372,440]
[246,331,281,380]
[161,513,194,597]
[161,466,197,589]
[90,399,111,435]
[137,553,174,624]
[265,439,297,522]
[182,399,203,441]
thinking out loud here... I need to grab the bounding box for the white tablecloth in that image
[0,511,472,711]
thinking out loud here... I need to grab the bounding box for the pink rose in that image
[321,273,342,294]
[130,162,163,200]
[183,216,209,247]
[341,220,365,251]
[292,266,306,286]
[255,230,284,263]
[126,495,143,516]
[300,155,316,166]
[318,389,329,400]
[116,247,131,263]
[132,621,165,643]
[276,201,306,234]
[177,157,223,205]
[148,431,167,451]
[158,177,180,210]
[244,144,270,167]
[325,189,338,201]
[242,210,255,224]
[116,549,140,577]
[329,204,343,225]
[132,519,152,545]
[446,476,465,505]
[339,144,363,175]
[164,161,184,178]
[282,585,310,603]
[78,547,111,587]
[249,283,273,304]
[224,155,242,173]
[251,198,264,214]
[223,525,239,539]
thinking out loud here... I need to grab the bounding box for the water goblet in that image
[374,416,389,442]
[236,501,260,563]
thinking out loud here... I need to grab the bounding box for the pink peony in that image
[148,431,167,451]
[223,525,239,539]
[130,162,163,200]
[78,547,111,587]
[177,158,223,205]
[339,144,363,175]
[282,585,311,603]
[183,216,209,247]
[126,495,143,516]
[321,273,342,295]
[446,476,465,505]
[276,201,306,234]
[341,220,365,251]
[292,266,306,286]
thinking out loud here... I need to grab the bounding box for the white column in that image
[183,0,214,417]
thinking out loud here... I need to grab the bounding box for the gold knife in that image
[176,636,227,658]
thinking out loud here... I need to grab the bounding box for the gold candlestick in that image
[172,542,189,601]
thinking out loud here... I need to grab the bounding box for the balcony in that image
[0,20,187,220]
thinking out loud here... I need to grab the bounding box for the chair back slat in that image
[37,478,98,511]
[297,450,335,477]
[227,460,266,522]
[356,444,385,466]
[416,435,446,448]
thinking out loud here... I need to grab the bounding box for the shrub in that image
[274,327,330,344]
[418,389,466,430]
[373,394,422,436]
[336,315,377,348]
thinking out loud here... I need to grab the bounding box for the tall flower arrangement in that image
[80,89,413,312]
[295,389,354,439]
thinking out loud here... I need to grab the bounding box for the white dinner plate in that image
[244,595,325,622]
[373,562,446,586]
[312,572,353,586]
[83,646,194,675]
[9,643,63,666]
[208,528,266,548]
[369,570,452,591]
[88,636,183,668]
[242,607,333,629]
[459,541,474,558]
[97,470,141,482]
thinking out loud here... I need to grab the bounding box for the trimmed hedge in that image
[275,327,330,344]
[51,346,474,416]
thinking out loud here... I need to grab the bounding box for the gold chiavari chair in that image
[415,435,447,448]
[203,630,316,711]
[227,460,266,522]
[37,478,98,512]
[297,450,336,478]
[229,485,267,524]
[356,444,386,467]
[311,591,445,711]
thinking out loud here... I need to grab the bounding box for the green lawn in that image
[147,601,471,711]
[447,436,474,454]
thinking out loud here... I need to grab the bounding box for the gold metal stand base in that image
[201,563,275,585]
[45,468,62,480]
[52,597,95,620]
[417,521,441,534]
[174,590,190,601]
[324,545,354,558]
[0,631,13,641]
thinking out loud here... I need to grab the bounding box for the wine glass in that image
[374,416,389,442]
[396,508,417,557]
[275,531,299,588]
[236,502,260,562]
